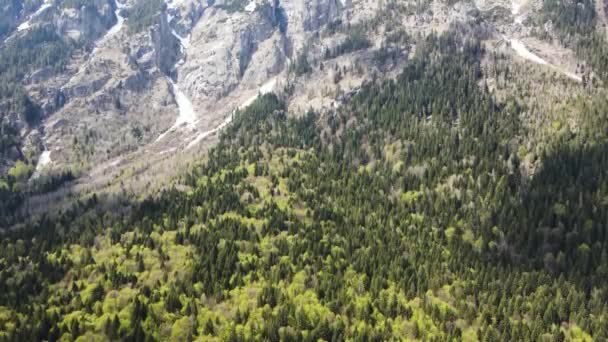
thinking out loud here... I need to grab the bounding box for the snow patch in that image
[31,150,52,179]
[109,158,122,167]
[17,1,52,32]
[17,21,31,32]
[511,0,526,24]
[172,29,190,51]
[245,1,257,12]
[171,80,197,127]
[155,79,197,142]
[511,0,521,16]
[155,0,197,143]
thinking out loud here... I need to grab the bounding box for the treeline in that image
[324,26,371,60]
[540,0,608,82]
[0,25,72,79]
[0,24,78,225]
[125,0,164,33]
[0,0,43,38]
[59,0,100,9]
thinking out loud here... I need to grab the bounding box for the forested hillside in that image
[0,24,75,224]
[0,29,607,341]
[540,0,608,81]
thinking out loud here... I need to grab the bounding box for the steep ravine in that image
[157,0,284,149]
[155,0,198,143]
[92,0,128,54]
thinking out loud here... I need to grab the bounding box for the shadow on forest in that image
[1,188,136,239]
[517,141,608,276]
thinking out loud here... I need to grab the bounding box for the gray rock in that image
[67,75,112,98]
[55,0,117,43]
[28,67,54,84]
[124,72,150,92]
[151,11,181,75]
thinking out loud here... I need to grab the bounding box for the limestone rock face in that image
[4,0,357,174]
[181,7,277,102]
[166,0,209,35]
[9,0,554,196]
[0,0,401,180]
[283,0,341,32]
[151,12,181,75]
[179,0,344,105]
[55,0,117,42]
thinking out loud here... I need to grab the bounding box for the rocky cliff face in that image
[2,0,596,206]
[54,0,117,42]
[283,0,341,32]
[181,6,277,102]
[177,0,347,112]
[0,0,395,189]
[151,11,181,75]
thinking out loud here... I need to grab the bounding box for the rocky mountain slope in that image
[0,0,605,216]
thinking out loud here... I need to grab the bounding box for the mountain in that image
[0,0,608,340]
[1,0,604,212]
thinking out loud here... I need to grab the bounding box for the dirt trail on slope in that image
[506,0,582,81]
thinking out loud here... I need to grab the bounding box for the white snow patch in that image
[171,80,196,127]
[155,79,197,142]
[172,29,190,51]
[155,0,197,143]
[511,0,526,24]
[165,0,182,11]
[17,21,31,32]
[38,150,51,168]
[109,158,122,167]
[245,1,257,12]
[511,0,521,16]
[31,150,52,179]
[165,0,191,51]
[17,0,52,32]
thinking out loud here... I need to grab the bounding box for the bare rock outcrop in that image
[54,0,117,42]
[181,6,277,102]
